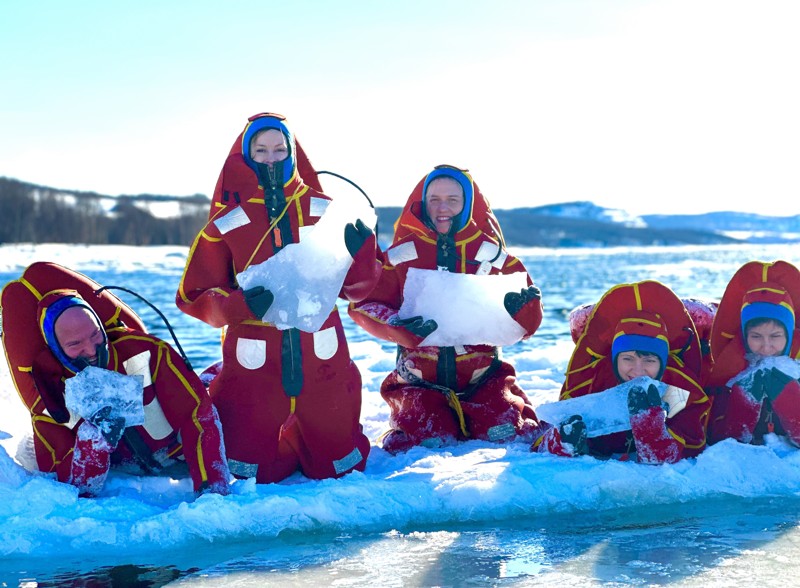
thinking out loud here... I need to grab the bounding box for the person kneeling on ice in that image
[349,165,543,453]
[705,260,800,446]
[533,281,710,464]
[0,262,230,497]
[176,113,381,483]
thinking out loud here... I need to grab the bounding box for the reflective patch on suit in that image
[387,241,418,266]
[474,241,507,269]
[236,338,266,370]
[313,327,338,360]
[333,446,363,474]
[143,397,174,440]
[124,351,153,388]
[214,206,250,235]
[469,366,489,384]
[662,385,690,418]
[487,423,516,441]
[228,458,258,478]
[309,197,330,218]
[298,225,315,241]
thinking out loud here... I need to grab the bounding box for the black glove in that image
[627,383,664,416]
[503,285,542,318]
[344,219,374,258]
[88,405,126,447]
[559,414,588,455]
[765,368,794,402]
[243,286,274,319]
[389,315,438,339]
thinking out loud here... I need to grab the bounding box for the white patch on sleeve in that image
[313,327,339,360]
[309,197,330,218]
[474,241,507,269]
[123,351,153,388]
[236,338,266,370]
[142,397,174,440]
[65,409,81,430]
[298,225,315,241]
[662,385,690,418]
[44,407,81,429]
[213,206,251,235]
[469,366,489,384]
[387,241,418,266]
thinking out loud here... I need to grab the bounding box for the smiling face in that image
[615,350,662,381]
[425,177,464,235]
[54,306,105,366]
[249,129,289,164]
[745,319,788,357]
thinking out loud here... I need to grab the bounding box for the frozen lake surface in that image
[2,242,799,587]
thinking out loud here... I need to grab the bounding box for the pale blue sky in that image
[2,0,799,216]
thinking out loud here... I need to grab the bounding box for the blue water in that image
[11,495,800,586]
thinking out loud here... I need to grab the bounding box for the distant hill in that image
[376,201,755,248]
[642,211,800,244]
[2,177,798,248]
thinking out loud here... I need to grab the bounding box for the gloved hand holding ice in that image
[64,366,145,426]
[535,376,690,438]
[237,196,376,332]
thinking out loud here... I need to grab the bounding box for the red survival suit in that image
[176,113,381,483]
[348,166,543,453]
[1,262,229,495]
[706,260,800,446]
[535,281,710,463]
[568,297,718,385]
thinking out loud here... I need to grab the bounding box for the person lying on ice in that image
[705,260,800,447]
[532,281,711,464]
[348,165,544,453]
[1,264,230,497]
[176,113,381,483]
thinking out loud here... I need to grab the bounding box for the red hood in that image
[562,280,703,398]
[392,168,505,245]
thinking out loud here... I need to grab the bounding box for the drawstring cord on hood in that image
[94,286,193,370]
[317,170,374,208]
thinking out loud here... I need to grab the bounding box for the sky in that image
[2,0,800,217]
[2,244,800,585]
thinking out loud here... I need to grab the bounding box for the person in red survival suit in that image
[348,165,543,453]
[176,113,381,483]
[706,260,800,446]
[533,281,711,464]
[1,272,229,497]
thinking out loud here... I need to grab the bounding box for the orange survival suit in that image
[176,113,381,483]
[706,260,800,446]
[534,281,711,463]
[348,166,543,453]
[1,262,229,496]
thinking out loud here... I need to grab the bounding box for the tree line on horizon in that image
[1,176,754,249]
[0,177,208,246]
